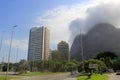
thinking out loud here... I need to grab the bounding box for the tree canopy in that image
[95,51,118,59]
[113,58,120,71]
[78,59,107,73]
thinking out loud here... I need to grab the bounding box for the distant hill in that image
[71,23,120,61]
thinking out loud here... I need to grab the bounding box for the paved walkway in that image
[64,77,77,80]
[108,73,120,80]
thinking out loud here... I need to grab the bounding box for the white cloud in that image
[36,0,120,48]
[36,2,93,46]
[4,39,28,50]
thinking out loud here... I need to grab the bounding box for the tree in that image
[18,59,29,73]
[104,57,113,68]
[95,52,118,69]
[78,59,107,73]
[95,52,118,59]
[2,63,7,72]
[2,63,13,72]
[27,60,79,72]
[67,62,77,72]
[113,58,120,71]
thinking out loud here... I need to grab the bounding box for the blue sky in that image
[0,0,90,62]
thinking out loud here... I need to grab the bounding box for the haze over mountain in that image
[71,23,120,61]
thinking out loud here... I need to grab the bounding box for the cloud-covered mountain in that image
[71,23,120,61]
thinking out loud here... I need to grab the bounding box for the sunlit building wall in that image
[28,27,50,61]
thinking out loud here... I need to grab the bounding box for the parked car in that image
[116,70,120,75]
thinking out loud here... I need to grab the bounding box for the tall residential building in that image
[57,41,70,62]
[28,27,50,61]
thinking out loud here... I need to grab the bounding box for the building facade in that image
[57,41,70,62]
[28,27,50,61]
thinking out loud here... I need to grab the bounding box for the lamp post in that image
[80,27,85,72]
[16,45,19,65]
[15,45,19,74]
[5,25,17,80]
[1,56,4,72]
[0,31,4,54]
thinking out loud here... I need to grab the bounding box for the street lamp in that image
[80,27,85,72]
[5,25,17,80]
[0,31,4,54]
[15,45,19,74]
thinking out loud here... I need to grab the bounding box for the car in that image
[116,70,120,75]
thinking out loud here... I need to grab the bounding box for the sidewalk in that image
[64,73,80,80]
[64,77,77,80]
[108,73,120,80]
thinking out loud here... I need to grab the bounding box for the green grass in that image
[0,76,21,80]
[20,72,68,76]
[0,76,5,80]
[0,72,52,80]
[77,74,108,80]
[0,72,68,80]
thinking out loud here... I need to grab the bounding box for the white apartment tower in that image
[28,27,50,61]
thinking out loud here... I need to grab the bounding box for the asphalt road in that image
[18,73,77,80]
[108,73,120,80]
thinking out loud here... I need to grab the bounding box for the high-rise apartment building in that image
[57,41,70,62]
[28,27,50,61]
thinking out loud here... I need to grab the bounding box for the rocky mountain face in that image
[71,23,120,61]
